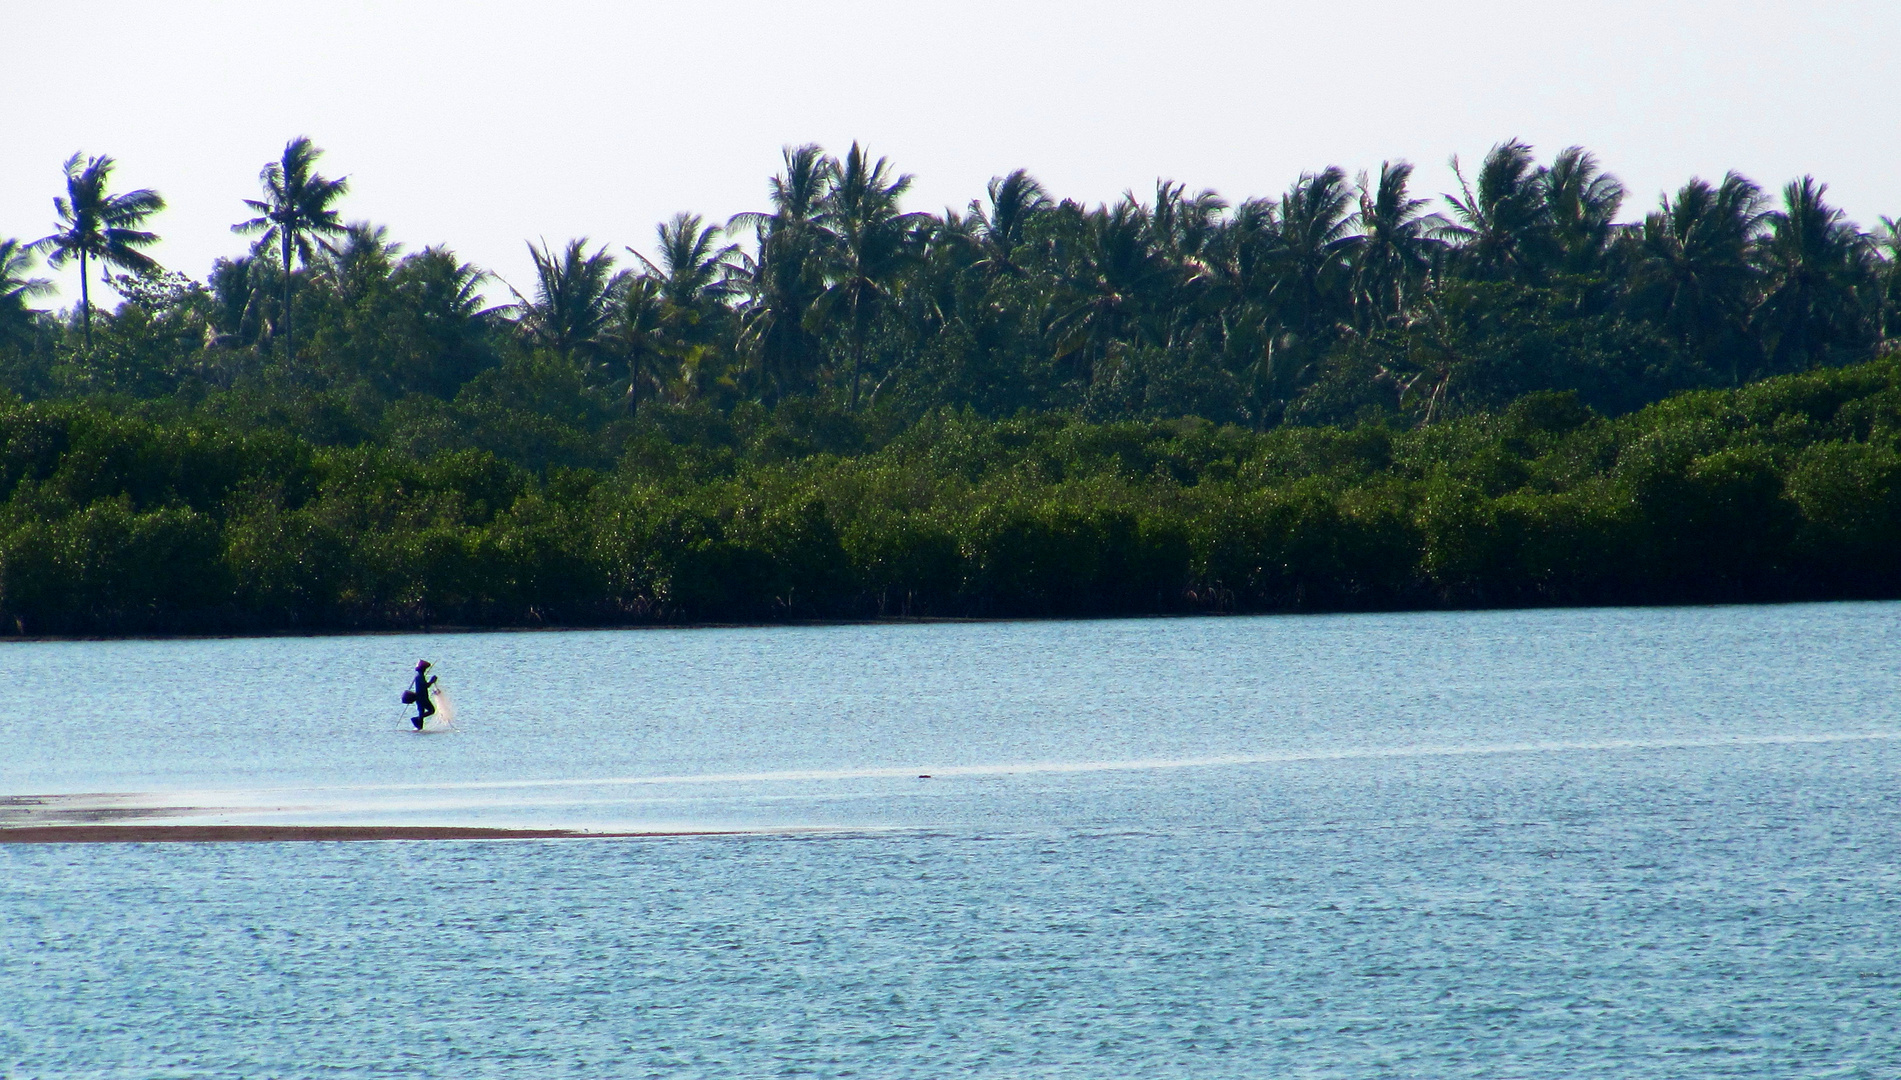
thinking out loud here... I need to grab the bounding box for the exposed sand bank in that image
[0,791,793,843]
[0,824,722,843]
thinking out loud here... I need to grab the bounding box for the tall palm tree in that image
[730,144,833,401]
[617,214,741,407]
[965,169,1051,276]
[1051,199,1172,382]
[1273,166,1358,340]
[1200,197,1283,419]
[1633,172,1767,383]
[1445,139,1551,281]
[1203,196,1280,307]
[1543,146,1625,274]
[734,144,833,236]
[32,153,165,350]
[1350,161,1445,328]
[233,137,349,358]
[604,274,674,408]
[1150,179,1228,267]
[811,143,930,406]
[629,213,739,311]
[1146,181,1228,351]
[1754,176,1873,373]
[507,238,621,362]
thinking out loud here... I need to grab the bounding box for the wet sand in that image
[0,792,768,843]
[0,825,721,843]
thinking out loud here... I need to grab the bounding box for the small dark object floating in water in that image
[917,774,932,779]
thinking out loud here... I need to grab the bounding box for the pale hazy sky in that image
[7,0,1898,305]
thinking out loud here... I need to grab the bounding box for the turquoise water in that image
[3,605,1900,1077]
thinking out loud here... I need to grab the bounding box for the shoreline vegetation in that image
[4,139,1901,636]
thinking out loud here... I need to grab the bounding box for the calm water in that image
[3,605,1900,1077]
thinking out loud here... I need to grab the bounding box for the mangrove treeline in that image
[4,360,1901,633]
[2,137,1900,632]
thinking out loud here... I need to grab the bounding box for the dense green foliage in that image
[4,137,1900,633]
[4,360,1901,633]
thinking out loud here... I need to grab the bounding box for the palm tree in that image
[1633,172,1767,383]
[32,153,165,350]
[1203,196,1280,306]
[965,169,1051,276]
[1051,199,1172,382]
[1150,180,1228,267]
[736,144,833,235]
[322,221,402,305]
[1235,328,1307,429]
[204,254,286,350]
[232,137,349,358]
[1387,296,1467,425]
[1754,176,1873,373]
[629,213,739,312]
[1146,181,1228,352]
[604,274,674,408]
[1445,139,1551,280]
[389,245,492,336]
[730,144,834,401]
[1873,217,1901,347]
[1273,166,1358,340]
[811,143,930,406]
[507,238,621,362]
[1350,161,1445,328]
[383,246,497,396]
[1543,147,1625,274]
[1199,197,1283,421]
[1,239,56,330]
[617,214,741,407]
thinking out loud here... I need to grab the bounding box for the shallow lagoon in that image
[4,605,1899,1077]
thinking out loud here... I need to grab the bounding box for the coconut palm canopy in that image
[30,153,164,348]
[1,136,1896,424]
[232,136,349,355]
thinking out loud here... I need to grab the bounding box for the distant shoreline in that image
[0,613,1010,645]
[0,598,1876,645]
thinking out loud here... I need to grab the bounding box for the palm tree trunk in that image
[849,335,862,409]
[282,230,294,360]
[848,289,866,409]
[78,249,92,351]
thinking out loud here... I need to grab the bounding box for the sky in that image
[6,0,1899,306]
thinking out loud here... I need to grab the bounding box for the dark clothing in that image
[412,671,437,723]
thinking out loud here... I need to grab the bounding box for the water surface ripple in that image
[3,604,1899,1077]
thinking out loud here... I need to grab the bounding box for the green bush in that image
[5,357,1901,633]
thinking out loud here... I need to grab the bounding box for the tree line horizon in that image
[3,135,1898,428]
[2,136,1900,634]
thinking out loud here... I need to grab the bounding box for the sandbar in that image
[0,825,725,844]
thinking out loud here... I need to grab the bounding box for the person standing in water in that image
[408,660,438,730]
